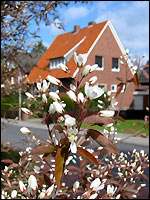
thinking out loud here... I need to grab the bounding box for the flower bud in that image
[20,127,32,135]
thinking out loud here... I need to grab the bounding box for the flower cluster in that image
[1,50,149,199]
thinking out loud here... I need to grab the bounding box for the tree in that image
[31,40,47,54]
[1,1,89,63]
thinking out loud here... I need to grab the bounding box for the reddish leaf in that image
[1,159,13,163]
[55,194,68,199]
[115,83,124,98]
[40,14,42,21]
[133,120,143,125]
[117,115,126,122]
[27,14,32,20]
[77,147,99,166]
[54,146,69,189]
[116,77,123,82]
[123,128,135,133]
[23,20,27,25]
[31,144,57,155]
[87,129,120,155]
[135,133,147,138]
[35,19,39,26]
[44,173,53,187]
[133,73,139,87]
[84,115,115,126]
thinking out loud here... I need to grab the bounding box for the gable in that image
[26,20,133,83]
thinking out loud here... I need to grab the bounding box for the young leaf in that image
[133,73,139,87]
[31,144,57,155]
[27,14,32,20]
[1,159,13,163]
[123,128,135,133]
[115,83,124,98]
[117,115,126,122]
[84,115,115,126]
[77,147,99,166]
[54,146,69,189]
[87,129,120,155]
[133,120,143,125]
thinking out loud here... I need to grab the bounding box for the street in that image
[1,122,149,153]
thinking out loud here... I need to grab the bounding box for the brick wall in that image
[80,26,135,110]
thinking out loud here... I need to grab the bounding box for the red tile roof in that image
[26,21,108,83]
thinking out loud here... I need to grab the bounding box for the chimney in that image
[73,25,80,33]
[88,21,96,27]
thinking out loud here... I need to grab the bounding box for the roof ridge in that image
[56,20,109,37]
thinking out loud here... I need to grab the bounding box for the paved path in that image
[1,118,149,151]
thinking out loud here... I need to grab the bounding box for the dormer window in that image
[50,57,66,70]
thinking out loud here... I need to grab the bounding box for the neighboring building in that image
[133,64,149,110]
[26,20,137,110]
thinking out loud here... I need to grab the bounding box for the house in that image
[133,64,149,110]
[26,20,137,110]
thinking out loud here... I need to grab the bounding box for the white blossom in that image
[89,193,98,199]
[74,52,88,67]
[78,92,85,104]
[66,90,77,102]
[47,75,62,86]
[58,63,70,73]
[73,181,79,192]
[72,67,79,78]
[42,94,47,103]
[18,180,26,193]
[64,115,76,127]
[85,82,104,100]
[70,84,76,92]
[37,80,50,92]
[68,128,78,153]
[25,92,35,100]
[49,91,60,101]
[90,178,105,191]
[46,184,54,197]
[28,175,38,193]
[11,190,17,198]
[88,76,98,85]
[20,127,32,135]
[21,108,33,115]
[107,185,117,196]
[49,102,65,114]
[82,64,98,77]
[98,110,115,117]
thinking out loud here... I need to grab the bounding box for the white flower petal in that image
[70,142,77,154]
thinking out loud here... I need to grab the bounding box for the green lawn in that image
[81,119,149,136]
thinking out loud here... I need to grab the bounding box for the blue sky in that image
[32,1,149,64]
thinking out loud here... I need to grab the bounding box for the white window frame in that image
[112,58,120,72]
[121,84,126,93]
[95,56,104,71]
[50,57,66,70]
[100,83,107,92]
[111,84,117,93]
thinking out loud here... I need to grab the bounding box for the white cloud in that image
[94,1,149,60]
[63,6,91,23]
[41,19,65,36]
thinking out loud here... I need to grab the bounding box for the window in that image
[100,84,107,92]
[111,84,117,93]
[95,56,104,70]
[112,58,120,72]
[121,84,126,93]
[50,57,66,70]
